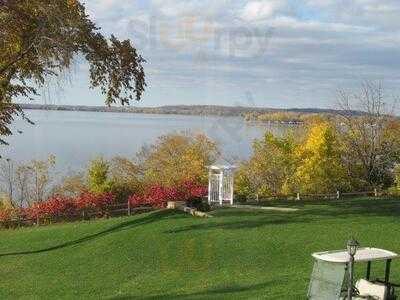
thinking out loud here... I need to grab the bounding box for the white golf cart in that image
[308,247,399,299]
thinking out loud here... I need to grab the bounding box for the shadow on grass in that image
[165,215,309,233]
[295,197,400,219]
[254,197,400,215]
[0,210,182,258]
[109,281,275,300]
[166,197,400,234]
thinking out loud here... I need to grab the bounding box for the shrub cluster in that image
[0,208,21,227]
[0,181,208,228]
[75,192,115,215]
[128,181,207,208]
[0,192,116,227]
[26,196,77,220]
[27,192,115,220]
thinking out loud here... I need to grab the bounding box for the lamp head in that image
[347,238,359,256]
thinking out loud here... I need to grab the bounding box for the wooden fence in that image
[1,190,389,229]
[242,189,383,203]
[293,190,379,201]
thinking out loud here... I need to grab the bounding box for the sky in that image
[41,0,400,109]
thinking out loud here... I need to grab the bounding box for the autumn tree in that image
[235,132,298,200]
[29,155,56,202]
[51,172,87,198]
[0,158,14,204]
[292,121,350,194]
[15,163,31,206]
[108,156,142,202]
[0,192,12,209]
[0,156,56,206]
[337,81,400,188]
[138,133,219,187]
[0,0,146,144]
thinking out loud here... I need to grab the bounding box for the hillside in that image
[1,198,400,299]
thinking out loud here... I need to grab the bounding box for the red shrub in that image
[128,194,147,207]
[0,208,14,223]
[128,181,207,208]
[0,181,207,228]
[76,192,115,215]
[128,186,173,208]
[24,192,116,220]
[182,181,208,199]
[25,196,76,219]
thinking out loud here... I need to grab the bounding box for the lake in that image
[2,110,288,173]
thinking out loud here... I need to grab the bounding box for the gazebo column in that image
[207,163,236,206]
[218,170,223,205]
[229,171,234,205]
[208,169,212,204]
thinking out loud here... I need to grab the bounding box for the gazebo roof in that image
[208,165,237,170]
[207,158,237,170]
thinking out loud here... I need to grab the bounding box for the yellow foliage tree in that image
[0,193,13,210]
[292,121,350,194]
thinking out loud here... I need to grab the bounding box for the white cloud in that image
[150,0,234,18]
[270,16,372,33]
[240,0,285,22]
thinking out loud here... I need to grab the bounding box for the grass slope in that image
[1,197,400,299]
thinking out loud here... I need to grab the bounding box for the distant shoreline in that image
[19,103,351,119]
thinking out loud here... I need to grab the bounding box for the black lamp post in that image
[347,238,359,300]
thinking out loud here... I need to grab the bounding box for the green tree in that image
[0,0,146,144]
[138,133,219,187]
[87,157,112,193]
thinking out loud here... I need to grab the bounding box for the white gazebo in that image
[207,160,236,206]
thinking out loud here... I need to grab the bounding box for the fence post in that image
[127,200,131,216]
[336,191,340,200]
[296,193,300,201]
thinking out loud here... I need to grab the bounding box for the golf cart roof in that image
[312,247,398,263]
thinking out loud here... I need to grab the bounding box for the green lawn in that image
[1,197,400,299]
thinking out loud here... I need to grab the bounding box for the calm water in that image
[3,110,287,173]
